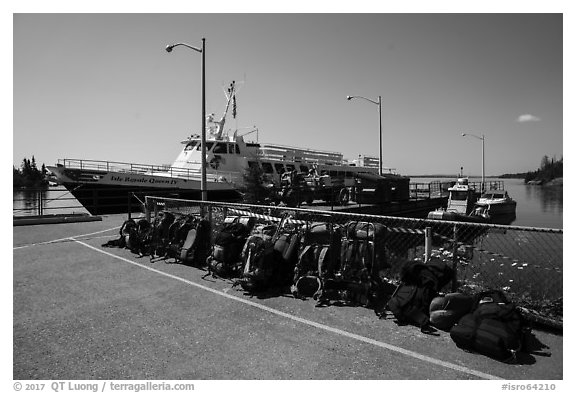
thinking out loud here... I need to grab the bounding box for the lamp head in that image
[165,45,174,53]
[461,133,467,136]
[346,95,353,100]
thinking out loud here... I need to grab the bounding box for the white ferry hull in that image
[47,165,241,215]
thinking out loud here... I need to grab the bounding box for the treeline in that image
[523,155,563,184]
[498,173,527,179]
[13,156,48,188]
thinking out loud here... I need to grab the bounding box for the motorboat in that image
[427,177,487,223]
[473,190,517,217]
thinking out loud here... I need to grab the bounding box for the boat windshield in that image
[451,191,469,201]
[184,141,198,151]
[190,141,214,151]
[481,193,505,199]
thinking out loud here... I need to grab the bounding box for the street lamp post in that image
[462,132,485,193]
[346,95,383,176]
[166,39,207,201]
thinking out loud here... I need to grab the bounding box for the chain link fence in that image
[144,196,562,328]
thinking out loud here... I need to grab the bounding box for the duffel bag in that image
[429,292,475,331]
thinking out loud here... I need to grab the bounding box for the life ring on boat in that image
[209,156,222,170]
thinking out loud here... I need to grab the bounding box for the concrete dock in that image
[13,214,563,380]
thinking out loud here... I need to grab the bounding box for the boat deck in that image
[55,158,240,182]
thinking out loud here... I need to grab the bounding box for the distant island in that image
[13,156,48,188]
[411,155,562,186]
[504,155,562,186]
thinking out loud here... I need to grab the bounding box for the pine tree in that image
[14,156,48,188]
[241,162,271,204]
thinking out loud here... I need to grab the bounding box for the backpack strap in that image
[298,244,313,266]
[317,245,329,277]
[243,246,254,275]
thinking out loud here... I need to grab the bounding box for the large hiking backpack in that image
[239,228,280,292]
[206,217,253,278]
[450,290,526,361]
[239,219,301,293]
[386,258,454,330]
[121,219,138,249]
[336,221,389,306]
[101,218,137,249]
[127,218,154,255]
[177,218,211,266]
[272,224,301,282]
[148,211,176,259]
[163,214,197,260]
[291,222,342,300]
[101,217,152,254]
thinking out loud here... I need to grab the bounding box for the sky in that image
[11,9,566,177]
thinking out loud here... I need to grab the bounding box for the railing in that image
[409,181,451,199]
[13,186,152,217]
[144,196,563,329]
[57,158,242,183]
[13,187,90,216]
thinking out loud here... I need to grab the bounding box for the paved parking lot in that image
[12,215,563,380]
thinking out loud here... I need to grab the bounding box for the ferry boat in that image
[48,81,380,215]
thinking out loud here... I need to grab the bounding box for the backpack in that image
[239,234,281,292]
[121,219,138,250]
[102,218,136,248]
[206,217,252,278]
[386,258,454,331]
[272,225,301,282]
[429,292,475,331]
[291,222,342,300]
[450,290,526,362]
[128,218,154,256]
[148,211,176,259]
[239,219,301,293]
[336,221,389,306]
[178,218,211,266]
[163,215,197,260]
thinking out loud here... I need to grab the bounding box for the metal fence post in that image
[92,189,99,216]
[424,227,432,262]
[128,193,132,220]
[144,196,151,221]
[451,223,459,292]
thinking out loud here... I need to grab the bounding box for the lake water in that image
[13,178,563,229]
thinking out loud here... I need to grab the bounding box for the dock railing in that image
[144,196,563,329]
[13,187,90,216]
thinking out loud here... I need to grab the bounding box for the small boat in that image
[473,190,517,217]
[427,177,487,223]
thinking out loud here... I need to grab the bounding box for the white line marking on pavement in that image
[13,226,121,250]
[75,239,502,380]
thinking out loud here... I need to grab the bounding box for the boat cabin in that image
[445,178,478,215]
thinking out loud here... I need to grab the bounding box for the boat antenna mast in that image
[211,80,238,139]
